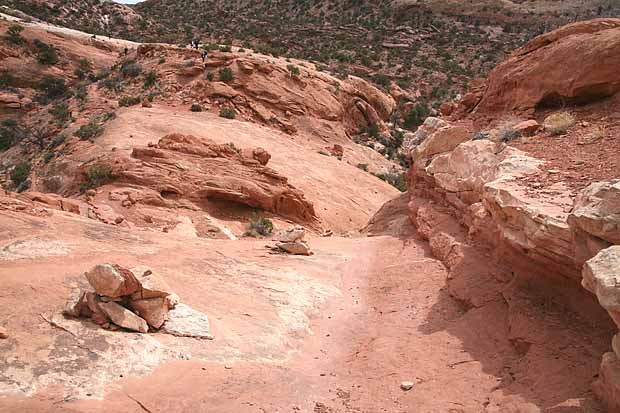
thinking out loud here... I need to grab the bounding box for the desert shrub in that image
[190,103,203,112]
[373,169,407,192]
[80,165,113,192]
[544,112,575,136]
[0,71,15,89]
[118,95,141,107]
[10,161,31,189]
[6,24,24,44]
[246,213,273,237]
[287,64,300,76]
[33,39,58,65]
[38,76,69,100]
[219,67,234,82]
[143,71,157,88]
[403,103,431,130]
[49,102,72,124]
[120,60,142,78]
[367,123,380,139]
[219,107,235,119]
[74,121,104,140]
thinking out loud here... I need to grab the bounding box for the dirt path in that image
[0,198,608,412]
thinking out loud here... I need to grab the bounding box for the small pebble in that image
[400,381,414,391]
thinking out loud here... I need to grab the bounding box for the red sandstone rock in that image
[476,19,620,114]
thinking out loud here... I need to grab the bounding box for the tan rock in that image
[85,264,140,298]
[129,297,169,329]
[64,288,87,317]
[277,241,311,255]
[99,301,149,333]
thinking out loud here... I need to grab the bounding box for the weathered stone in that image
[593,352,620,412]
[162,303,213,339]
[85,264,140,298]
[277,227,306,243]
[99,301,149,333]
[85,292,107,325]
[129,297,169,329]
[582,246,620,316]
[64,288,87,317]
[277,241,311,256]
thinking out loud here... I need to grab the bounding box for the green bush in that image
[80,165,113,192]
[190,103,203,112]
[10,161,31,189]
[74,121,104,140]
[143,71,157,88]
[118,95,141,107]
[219,107,235,119]
[38,76,69,100]
[219,67,234,82]
[5,25,24,45]
[0,71,15,89]
[247,213,273,237]
[33,39,58,65]
[49,102,72,124]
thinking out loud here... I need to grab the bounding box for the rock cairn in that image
[64,264,180,333]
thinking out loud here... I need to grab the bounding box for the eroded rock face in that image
[476,19,620,114]
[108,133,319,227]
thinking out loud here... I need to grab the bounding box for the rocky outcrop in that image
[406,119,620,410]
[103,133,319,228]
[475,19,620,114]
[136,44,396,140]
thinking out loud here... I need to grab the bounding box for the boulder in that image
[277,227,306,243]
[162,303,213,339]
[85,264,140,298]
[99,301,149,333]
[513,120,540,136]
[129,297,169,329]
[64,289,87,317]
[476,19,620,114]
[582,247,620,323]
[569,180,620,245]
[277,241,311,256]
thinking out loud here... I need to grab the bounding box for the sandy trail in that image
[0,198,608,412]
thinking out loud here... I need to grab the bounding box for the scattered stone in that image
[276,241,312,256]
[400,381,414,391]
[0,327,8,339]
[85,264,140,298]
[64,288,87,317]
[99,301,149,333]
[129,297,169,329]
[277,227,306,243]
[162,303,214,339]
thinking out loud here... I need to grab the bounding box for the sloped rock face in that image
[475,19,620,114]
[107,133,319,227]
[136,44,396,139]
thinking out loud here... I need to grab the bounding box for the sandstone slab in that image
[162,303,213,339]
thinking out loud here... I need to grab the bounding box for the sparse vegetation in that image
[219,67,234,82]
[219,107,236,119]
[5,24,24,45]
[544,112,576,136]
[74,121,104,140]
[118,95,141,107]
[10,161,31,190]
[80,165,113,192]
[245,213,273,237]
